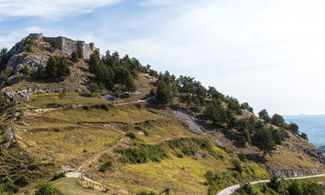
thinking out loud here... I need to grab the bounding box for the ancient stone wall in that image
[28,33,98,59]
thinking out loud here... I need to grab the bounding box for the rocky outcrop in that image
[269,168,321,178]
[4,87,86,102]
[303,147,325,164]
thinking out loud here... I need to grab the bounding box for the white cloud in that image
[0,27,62,48]
[0,0,122,18]
[104,0,325,115]
[1,0,325,115]
[141,0,177,6]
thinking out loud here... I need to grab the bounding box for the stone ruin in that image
[28,33,99,59]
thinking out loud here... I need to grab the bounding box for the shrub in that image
[82,106,90,110]
[231,159,242,173]
[35,183,62,195]
[50,173,65,181]
[116,144,167,164]
[51,40,58,49]
[135,103,142,109]
[288,181,303,195]
[46,103,63,108]
[167,138,214,157]
[100,104,110,111]
[99,160,112,172]
[91,104,111,111]
[139,144,167,162]
[23,38,35,52]
[237,153,247,162]
[268,175,280,191]
[300,132,308,140]
[88,83,100,93]
[126,132,136,139]
[117,148,148,164]
[136,191,156,195]
[13,176,28,187]
[19,66,30,76]
[143,130,149,136]
[71,51,78,62]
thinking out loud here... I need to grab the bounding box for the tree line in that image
[147,70,308,155]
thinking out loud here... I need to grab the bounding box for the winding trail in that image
[217,174,325,195]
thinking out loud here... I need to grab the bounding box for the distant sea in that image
[284,115,325,147]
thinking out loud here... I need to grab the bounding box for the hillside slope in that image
[0,34,324,194]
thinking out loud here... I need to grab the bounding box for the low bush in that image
[99,160,113,172]
[19,66,30,76]
[231,159,242,173]
[136,190,156,195]
[116,144,167,164]
[35,183,62,195]
[117,148,148,164]
[167,137,214,156]
[50,173,65,181]
[13,176,28,187]
[237,153,247,162]
[46,103,63,108]
[126,132,136,139]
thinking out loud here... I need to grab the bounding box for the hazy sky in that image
[1,0,325,115]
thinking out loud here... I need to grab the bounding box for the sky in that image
[1,0,325,115]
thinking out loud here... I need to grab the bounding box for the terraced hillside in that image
[0,34,325,194]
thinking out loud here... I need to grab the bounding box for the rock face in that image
[303,147,325,164]
[269,168,320,178]
[29,33,98,59]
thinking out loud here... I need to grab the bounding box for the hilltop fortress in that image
[28,33,99,59]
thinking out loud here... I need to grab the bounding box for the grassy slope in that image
[10,91,269,194]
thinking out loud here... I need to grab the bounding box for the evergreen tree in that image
[39,56,71,80]
[155,81,172,105]
[288,181,303,195]
[287,122,299,134]
[300,132,308,140]
[271,114,285,127]
[258,109,271,123]
[0,48,8,71]
[240,102,253,113]
[254,128,275,155]
[71,52,78,63]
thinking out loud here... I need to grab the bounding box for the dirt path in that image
[114,96,153,106]
[217,174,325,195]
[65,136,129,192]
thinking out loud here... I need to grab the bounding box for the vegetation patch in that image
[116,144,168,164]
[205,162,270,194]
[99,160,113,172]
[166,137,215,157]
[234,176,325,195]
[35,183,63,195]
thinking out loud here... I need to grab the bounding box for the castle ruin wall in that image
[28,33,98,59]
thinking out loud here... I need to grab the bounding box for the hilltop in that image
[0,34,324,194]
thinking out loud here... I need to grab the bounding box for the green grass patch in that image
[50,178,107,195]
[166,137,215,157]
[116,144,168,164]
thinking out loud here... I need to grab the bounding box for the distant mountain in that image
[319,145,325,153]
[284,114,325,147]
